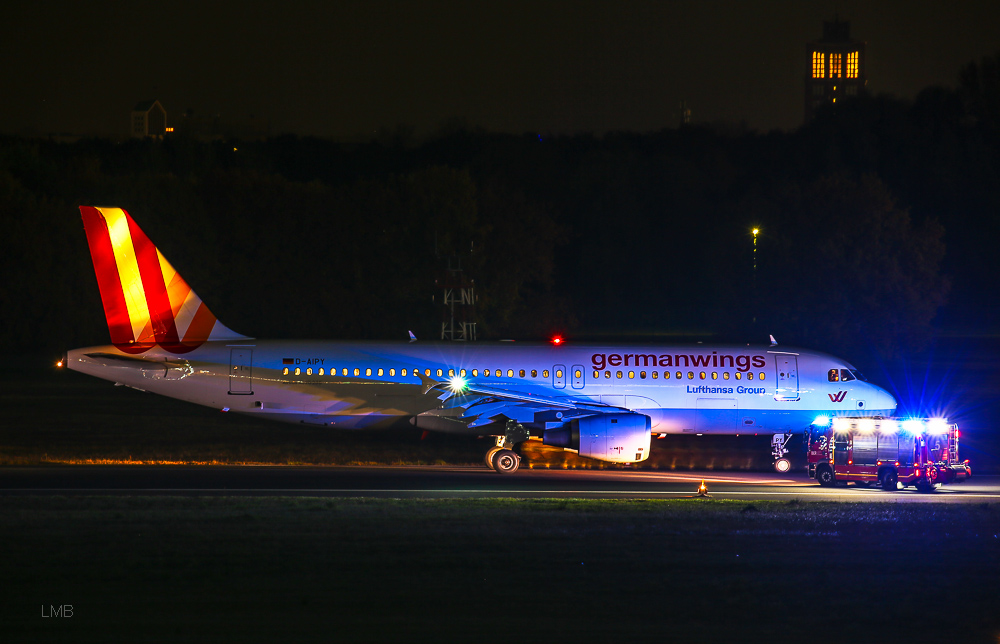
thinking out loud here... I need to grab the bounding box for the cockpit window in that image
[840,369,855,382]
[828,369,840,382]
[851,369,867,382]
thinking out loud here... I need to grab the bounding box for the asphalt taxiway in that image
[1,465,998,501]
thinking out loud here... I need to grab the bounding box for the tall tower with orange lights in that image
[804,19,867,122]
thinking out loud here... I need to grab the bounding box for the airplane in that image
[64,206,898,473]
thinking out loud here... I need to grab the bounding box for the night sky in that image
[6,0,1000,138]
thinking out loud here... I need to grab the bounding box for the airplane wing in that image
[426,380,630,429]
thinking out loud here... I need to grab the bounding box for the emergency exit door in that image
[229,348,253,395]
[774,354,800,401]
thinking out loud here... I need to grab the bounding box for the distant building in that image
[131,100,168,138]
[804,19,867,122]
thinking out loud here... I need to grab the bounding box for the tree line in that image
[2,52,997,371]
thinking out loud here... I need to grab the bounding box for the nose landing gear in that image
[771,433,794,473]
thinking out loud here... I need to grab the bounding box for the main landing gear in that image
[484,421,529,474]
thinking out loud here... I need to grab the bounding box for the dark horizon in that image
[5,0,1000,139]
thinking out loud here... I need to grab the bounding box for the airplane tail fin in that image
[79,206,249,354]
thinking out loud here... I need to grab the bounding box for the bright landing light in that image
[812,415,830,426]
[448,375,468,393]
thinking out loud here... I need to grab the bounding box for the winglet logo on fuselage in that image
[79,206,244,354]
[828,391,848,403]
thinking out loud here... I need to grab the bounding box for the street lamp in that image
[751,228,759,325]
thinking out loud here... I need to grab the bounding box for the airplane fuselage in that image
[67,340,897,435]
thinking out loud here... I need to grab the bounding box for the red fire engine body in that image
[806,417,971,492]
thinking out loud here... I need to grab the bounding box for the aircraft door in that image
[553,364,566,389]
[571,364,585,389]
[774,354,800,401]
[229,348,253,395]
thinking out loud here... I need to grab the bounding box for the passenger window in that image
[747,372,754,380]
[699,372,706,380]
[484,369,491,377]
[282,367,289,375]
[508,369,514,378]
[616,371,623,379]
[628,371,634,379]
[543,370,550,378]
[593,370,600,379]
[640,371,646,379]
[758,372,765,380]
[354,368,360,376]
[688,372,694,380]
[828,369,840,382]
[472,369,478,377]
[652,371,658,379]
[735,372,742,380]
[425,369,431,377]
[556,370,563,378]
[295,368,301,376]
[723,372,730,380]
[662,371,669,379]
[461,369,467,377]
[604,370,610,379]
[575,370,582,379]
[307,368,313,376]
[520,369,525,378]
[531,370,537,378]
[342,368,348,376]
[402,368,408,376]
[711,372,718,380]
[676,372,682,380]
[390,368,396,376]
[378,368,384,376]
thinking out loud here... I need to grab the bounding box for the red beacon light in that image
[550,336,564,345]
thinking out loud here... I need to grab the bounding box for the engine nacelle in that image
[543,413,651,463]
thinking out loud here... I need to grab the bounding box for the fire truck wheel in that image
[881,470,898,491]
[816,466,835,487]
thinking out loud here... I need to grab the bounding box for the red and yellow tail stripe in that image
[80,206,247,354]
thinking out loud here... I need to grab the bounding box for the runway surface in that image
[1,465,998,501]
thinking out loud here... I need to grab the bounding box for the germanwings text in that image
[591,352,766,372]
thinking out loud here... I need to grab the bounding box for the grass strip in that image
[3,496,999,643]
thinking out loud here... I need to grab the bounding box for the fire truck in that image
[806,417,971,492]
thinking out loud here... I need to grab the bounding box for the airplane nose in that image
[876,387,897,414]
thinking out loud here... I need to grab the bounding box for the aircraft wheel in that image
[491,449,520,474]
[484,447,502,470]
[774,458,792,473]
[816,466,836,487]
